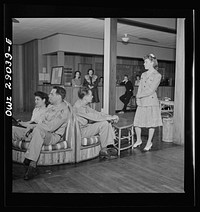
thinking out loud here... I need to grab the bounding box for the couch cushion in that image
[81,135,100,146]
[12,139,68,151]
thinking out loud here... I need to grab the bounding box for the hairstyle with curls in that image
[34,91,50,107]
[73,70,81,78]
[87,68,94,75]
[143,53,159,70]
[78,86,91,99]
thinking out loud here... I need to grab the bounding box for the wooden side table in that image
[113,120,134,156]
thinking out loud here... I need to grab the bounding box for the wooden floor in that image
[12,111,184,194]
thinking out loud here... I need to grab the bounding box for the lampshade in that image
[121,34,130,43]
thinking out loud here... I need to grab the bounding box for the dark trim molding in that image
[118,18,176,34]
[97,18,176,34]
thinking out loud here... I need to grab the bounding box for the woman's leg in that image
[133,126,142,147]
[144,127,155,150]
[12,126,27,141]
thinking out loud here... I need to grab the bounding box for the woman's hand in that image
[136,98,141,106]
[25,123,37,137]
[28,123,37,129]
[111,115,119,123]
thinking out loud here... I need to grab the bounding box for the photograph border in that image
[50,66,64,85]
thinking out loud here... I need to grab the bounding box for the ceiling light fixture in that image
[121,33,158,44]
[121,33,130,43]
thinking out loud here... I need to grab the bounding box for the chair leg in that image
[118,129,121,156]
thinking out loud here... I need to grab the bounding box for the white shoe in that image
[118,111,124,114]
[143,142,153,151]
[133,140,142,148]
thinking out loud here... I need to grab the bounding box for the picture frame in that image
[50,66,64,85]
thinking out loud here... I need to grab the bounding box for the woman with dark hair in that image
[133,53,162,151]
[83,68,99,109]
[72,71,82,87]
[19,91,49,126]
[71,71,82,105]
[19,91,49,127]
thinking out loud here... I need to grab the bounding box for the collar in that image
[49,101,66,110]
[145,69,156,78]
[85,74,97,81]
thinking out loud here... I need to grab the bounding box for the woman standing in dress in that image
[71,71,82,105]
[133,53,163,151]
[83,68,99,109]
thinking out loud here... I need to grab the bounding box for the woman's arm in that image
[138,74,161,98]
[71,79,76,87]
[83,77,89,87]
[93,76,99,88]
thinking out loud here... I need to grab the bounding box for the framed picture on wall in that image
[50,66,64,85]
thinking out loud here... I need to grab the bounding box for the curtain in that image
[173,18,185,145]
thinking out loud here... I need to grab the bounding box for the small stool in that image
[113,122,134,156]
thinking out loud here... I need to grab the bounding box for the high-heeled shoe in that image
[143,142,153,151]
[133,140,142,148]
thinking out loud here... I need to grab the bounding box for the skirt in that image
[91,87,100,103]
[133,105,163,128]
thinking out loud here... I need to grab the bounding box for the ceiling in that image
[13,18,177,49]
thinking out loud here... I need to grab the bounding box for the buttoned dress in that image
[133,69,163,128]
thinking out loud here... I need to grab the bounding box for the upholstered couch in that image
[72,113,102,163]
[12,104,102,165]
[12,115,75,166]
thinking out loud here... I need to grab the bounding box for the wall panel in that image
[13,45,24,113]
[13,41,175,113]
[23,40,39,112]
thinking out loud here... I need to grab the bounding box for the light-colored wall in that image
[41,34,175,61]
[13,34,175,113]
